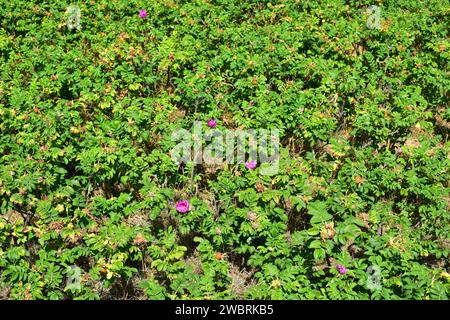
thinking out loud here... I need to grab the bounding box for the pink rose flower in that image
[207,119,217,128]
[337,264,347,275]
[176,200,190,213]
[139,10,148,18]
[245,160,257,170]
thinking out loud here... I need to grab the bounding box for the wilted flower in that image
[245,160,257,170]
[176,200,190,213]
[133,234,147,245]
[139,9,148,18]
[337,264,347,275]
[207,119,217,128]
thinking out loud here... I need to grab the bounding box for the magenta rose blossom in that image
[336,264,347,275]
[139,9,148,18]
[207,119,217,128]
[176,200,190,213]
[245,160,257,170]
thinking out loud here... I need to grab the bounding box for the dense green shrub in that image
[0,0,449,299]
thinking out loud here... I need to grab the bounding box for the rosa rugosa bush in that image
[0,0,449,300]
